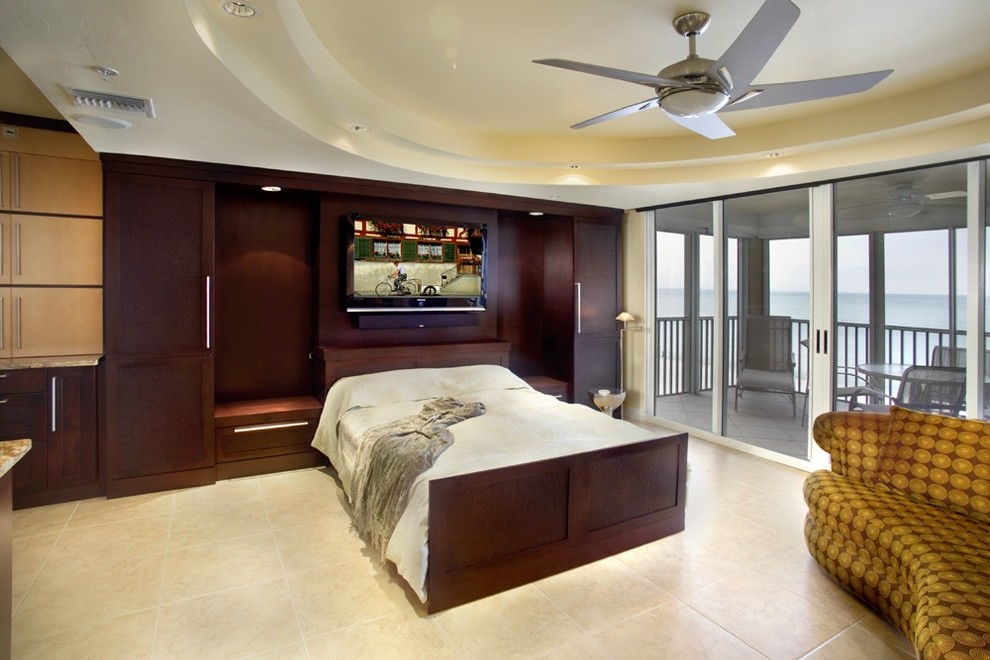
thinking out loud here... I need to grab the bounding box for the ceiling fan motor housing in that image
[657,57,728,117]
[659,87,729,117]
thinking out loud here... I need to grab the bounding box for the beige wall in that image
[620,210,652,416]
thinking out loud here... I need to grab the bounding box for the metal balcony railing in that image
[656,316,967,398]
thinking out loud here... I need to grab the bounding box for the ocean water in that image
[657,289,965,329]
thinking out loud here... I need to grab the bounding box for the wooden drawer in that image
[0,369,46,395]
[215,396,322,462]
[216,415,319,461]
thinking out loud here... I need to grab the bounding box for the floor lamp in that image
[616,311,636,391]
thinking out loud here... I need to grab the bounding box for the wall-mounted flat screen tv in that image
[345,214,487,312]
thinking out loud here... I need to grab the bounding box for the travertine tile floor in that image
[10,431,917,659]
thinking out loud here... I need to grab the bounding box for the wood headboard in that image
[313,341,511,398]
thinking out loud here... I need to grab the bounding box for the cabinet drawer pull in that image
[233,421,309,434]
[0,398,6,404]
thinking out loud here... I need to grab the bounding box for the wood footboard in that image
[426,432,688,612]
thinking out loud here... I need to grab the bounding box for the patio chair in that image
[734,315,796,417]
[931,345,966,367]
[848,365,966,415]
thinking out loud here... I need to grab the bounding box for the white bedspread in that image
[311,365,657,602]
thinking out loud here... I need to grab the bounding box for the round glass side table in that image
[588,387,625,415]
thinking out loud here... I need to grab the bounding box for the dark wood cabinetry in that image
[47,366,99,492]
[103,173,216,497]
[213,186,324,478]
[96,154,623,499]
[0,371,47,495]
[0,366,100,507]
[571,219,622,402]
[503,215,621,405]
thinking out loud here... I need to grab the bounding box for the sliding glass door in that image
[651,158,990,464]
[833,163,972,416]
[723,189,811,459]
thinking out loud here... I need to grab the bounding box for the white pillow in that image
[329,364,529,411]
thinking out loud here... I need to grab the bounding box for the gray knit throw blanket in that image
[350,397,486,562]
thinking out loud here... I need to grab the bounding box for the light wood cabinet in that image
[0,288,102,358]
[0,215,102,286]
[0,151,102,217]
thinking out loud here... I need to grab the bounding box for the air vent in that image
[63,86,156,118]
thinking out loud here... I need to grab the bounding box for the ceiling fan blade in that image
[721,69,893,112]
[534,58,694,89]
[664,112,736,140]
[707,0,800,92]
[571,98,660,129]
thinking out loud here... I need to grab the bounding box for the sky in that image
[658,229,963,297]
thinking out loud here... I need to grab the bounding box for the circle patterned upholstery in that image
[808,409,990,659]
[869,407,990,524]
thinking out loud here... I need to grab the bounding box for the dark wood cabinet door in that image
[573,220,621,400]
[0,392,47,493]
[47,367,98,489]
[104,174,215,357]
[106,357,214,480]
[573,220,621,337]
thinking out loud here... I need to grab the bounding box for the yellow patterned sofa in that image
[805,407,990,659]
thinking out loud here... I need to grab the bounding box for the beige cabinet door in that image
[0,291,10,357]
[10,215,102,286]
[10,288,103,357]
[4,153,102,217]
[0,153,9,212]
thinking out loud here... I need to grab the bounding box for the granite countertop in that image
[0,354,103,370]
[0,440,31,479]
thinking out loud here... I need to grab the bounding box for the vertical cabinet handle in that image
[14,296,21,349]
[12,155,19,209]
[0,295,4,350]
[14,222,21,276]
[0,220,4,277]
[575,282,582,334]
[0,153,4,207]
[205,275,211,349]
[50,376,58,432]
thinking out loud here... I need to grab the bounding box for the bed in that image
[311,343,688,612]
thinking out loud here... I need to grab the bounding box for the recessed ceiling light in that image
[529,211,544,216]
[261,186,281,192]
[221,1,259,17]
[71,114,132,129]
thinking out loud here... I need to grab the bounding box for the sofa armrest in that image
[812,410,890,483]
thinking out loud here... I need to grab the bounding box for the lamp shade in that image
[616,312,635,323]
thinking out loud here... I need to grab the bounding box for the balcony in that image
[654,315,977,459]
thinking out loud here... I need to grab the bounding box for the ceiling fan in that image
[533,0,893,139]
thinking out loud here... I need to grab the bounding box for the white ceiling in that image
[2,0,990,210]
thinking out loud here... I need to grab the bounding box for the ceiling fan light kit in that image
[534,0,893,139]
